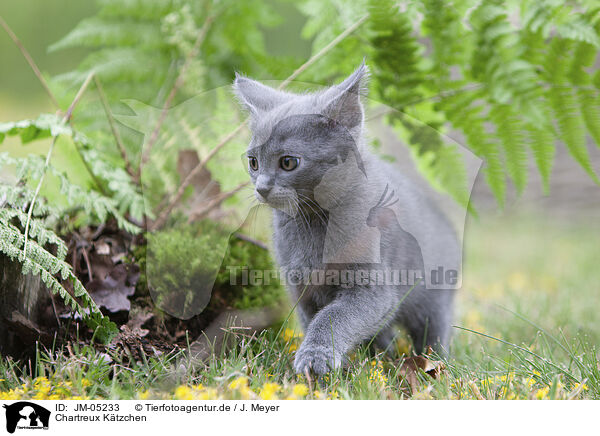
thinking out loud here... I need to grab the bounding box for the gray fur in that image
[234,63,459,374]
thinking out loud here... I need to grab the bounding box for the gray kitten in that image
[233,63,459,374]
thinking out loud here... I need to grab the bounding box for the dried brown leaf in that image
[399,354,446,395]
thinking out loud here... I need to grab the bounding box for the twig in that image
[278,14,369,90]
[0,15,60,110]
[187,181,250,222]
[64,73,95,122]
[23,73,94,257]
[95,76,136,179]
[59,72,109,194]
[1,17,116,196]
[136,12,216,181]
[234,232,268,250]
[152,123,247,230]
[71,144,108,196]
[151,14,370,231]
[47,288,61,328]
[79,241,94,283]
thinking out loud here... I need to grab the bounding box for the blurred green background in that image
[0,0,312,115]
[0,1,96,115]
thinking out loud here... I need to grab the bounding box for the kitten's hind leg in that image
[368,326,397,355]
[403,290,454,355]
[407,315,450,356]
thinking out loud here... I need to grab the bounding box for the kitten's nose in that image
[257,186,272,198]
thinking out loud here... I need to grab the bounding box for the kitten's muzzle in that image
[256,186,272,198]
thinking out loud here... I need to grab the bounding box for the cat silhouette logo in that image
[2,402,50,433]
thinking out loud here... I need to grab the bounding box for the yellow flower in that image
[525,377,536,388]
[81,378,92,388]
[196,388,219,400]
[313,390,326,400]
[288,344,298,352]
[260,383,281,400]
[499,373,514,382]
[138,390,151,400]
[328,390,339,400]
[283,328,295,342]
[33,377,51,391]
[292,384,309,397]
[499,387,516,400]
[480,377,494,387]
[573,383,589,392]
[0,389,24,400]
[228,377,248,391]
[228,377,253,399]
[413,385,434,400]
[536,386,550,400]
[369,361,387,386]
[283,328,303,342]
[507,272,527,291]
[174,385,193,400]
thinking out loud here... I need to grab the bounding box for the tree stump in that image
[0,254,51,357]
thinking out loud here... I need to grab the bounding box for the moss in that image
[217,236,284,311]
[138,219,285,320]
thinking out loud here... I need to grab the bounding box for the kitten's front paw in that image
[293,343,342,375]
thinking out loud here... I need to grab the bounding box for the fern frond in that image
[470,0,539,120]
[0,181,56,218]
[580,89,600,149]
[0,208,67,260]
[523,0,600,47]
[53,48,170,88]
[0,117,144,229]
[368,0,424,109]
[421,0,471,90]
[550,85,598,183]
[49,17,164,52]
[544,39,599,183]
[568,40,600,149]
[0,218,118,342]
[97,0,174,20]
[439,89,506,206]
[416,142,472,210]
[490,104,528,194]
[526,123,555,194]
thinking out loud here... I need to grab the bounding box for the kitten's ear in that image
[233,74,291,115]
[321,62,369,129]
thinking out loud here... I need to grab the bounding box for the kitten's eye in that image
[248,156,258,171]
[280,156,299,171]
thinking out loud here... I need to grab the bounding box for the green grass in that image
[1,213,598,400]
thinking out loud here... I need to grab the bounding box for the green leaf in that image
[580,89,600,148]
[490,104,528,194]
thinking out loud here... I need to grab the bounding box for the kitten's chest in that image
[272,212,326,270]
